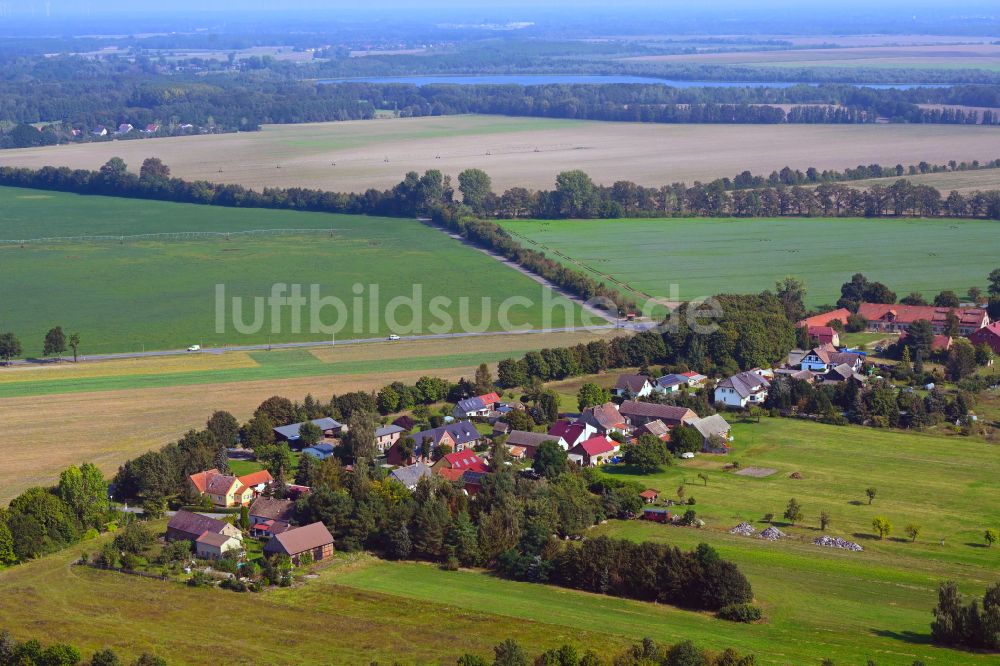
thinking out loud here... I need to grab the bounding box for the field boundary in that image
[0,228,339,245]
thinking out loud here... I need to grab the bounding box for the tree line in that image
[0,632,164,666]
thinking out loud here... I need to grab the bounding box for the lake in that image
[320,74,945,89]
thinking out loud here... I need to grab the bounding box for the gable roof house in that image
[681,371,708,388]
[567,435,620,467]
[689,414,733,452]
[389,420,482,465]
[612,374,654,398]
[166,510,242,543]
[636,419,671,441]
[273,417,343,446]
[504,430,567,458]
[798,345,864,373]
[195,531,243,561]
[579,402,628,434]
[374,424,405,454]
[655,374,690,394]
[302,442,336,461]
[807,325,840,347]
[263,522,334,564]
[248,496,296,538]
[856,303,989,336]
[619,401,697,428]
[548,419,596,448]
[453,392,501,419]
[797,308,852,329]
[390,461,433,490]
[433,450,489,474]
[714,371,770,409]
[116,123,133,135]
[189,469,273,508]
[821,364,869,385]
[970,322,1000,356]
[91,126,108,136]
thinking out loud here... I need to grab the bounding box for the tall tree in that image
[0,332,21,364]
[206,411,240,447]
[343,409,377,462]
[43,326,66,358]
[68,332,81,362]
[457,168,492,213]
[775,276,807,322]
[989,268,1000,298]
[473,363,493,395]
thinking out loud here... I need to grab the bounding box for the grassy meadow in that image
[499,216,1000,305]
[0,186,584,356]
[3,116,999,193]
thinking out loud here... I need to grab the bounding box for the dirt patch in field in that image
[735,466,778,478]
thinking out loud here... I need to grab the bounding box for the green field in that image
[499,216,1000,306]
[0,186,583,356]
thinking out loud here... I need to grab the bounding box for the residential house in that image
[505,430,567,458]
[195,532,243,560]
[91,126,108,137]
[390,461,433,490]
[680,371,708,388]
[798,346,864,373]
[492,421,511,436]
[689,414,732,452]
[856,303,989,336]
[460,470,486,496]
[821,364,868,385]
[273,417,343,446]
[116,123,133,135]
[807,326,840,347]
[263,522,335,564]
[970,323,1000,355]
[714,371,771,409]
[433,450,488,475]
[453,392,501,419]
[374,424,405,454]
[166,510,242,543]
[188,469,273,508]
[389,420,482,465]
[248,496,295,538]
[619,401,697,428]
[612,374,654,398]
[142,123,160,133]
[567,435,620,467]
[654,374,689,394]
[548,419,596,448]
[579,402,628,435]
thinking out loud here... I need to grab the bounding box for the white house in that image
[612,374,654,399]
[799,345,864,373]
[654,373,689,394]
[714,370,770,409]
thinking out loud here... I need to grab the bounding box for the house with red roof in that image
[797,309,852,329]
[453,392,502,418]
[567,435,620,467]
[807,325,840,347]
[433,450,489,474]
[856,303,988,336]
[188,468,273,507]
[970,322,1000,356]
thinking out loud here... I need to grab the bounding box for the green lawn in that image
[0,186,583,356]
[498,217,1000,306]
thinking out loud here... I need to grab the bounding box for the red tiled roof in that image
[970,323,1000,354]
[440,451,488,472]
[639,489,659,499]
[238,470,274,488]
[436,467,466,482]
[857,303,987,328]
[797,309,851,328]
[574,435,618,457]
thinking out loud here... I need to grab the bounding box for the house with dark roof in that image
[612,374,654,398]
[619,401,697,428]
[390,461,433,490]
[504,430,566,458]
[689,414,732,452]
[273,417,343,446]
[636,419,671,441]
[393,420,482,464]
[263,522,334,564]
[654,374,690,394]
[452,392,501,418]
[567,435,620,467]
[375,424,405,454]
[820,364,869,386]
[579,402,627,434]
[248,496,295,538]
[714,371,770,409]
[548,419,595,448]
[302,442,336,461]
[166,510,242,543]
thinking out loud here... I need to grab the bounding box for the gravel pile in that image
[729,522,756,536]
[813,535,863,551]
[759,526,785,541]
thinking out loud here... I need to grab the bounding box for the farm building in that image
[969,322,1000,355]
[273,417,343,445]
[579,402,628,434]
[166,510,242,543]
[505,430,567,458]
[263,522,334,564]
[619,401,697,428]
[195,532,243,560]
[639,489,660,504]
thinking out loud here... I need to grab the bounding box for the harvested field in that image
[2,115,999,192]
[846,167,1000,193]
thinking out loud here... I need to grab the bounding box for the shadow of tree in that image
[870,628,932,646]
[847,500,866,506]
[965,542,989,549]
[852,532,879,541]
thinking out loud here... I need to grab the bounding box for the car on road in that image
[187,344,201,351]
[680,451,695,459]
[387,334,401,341]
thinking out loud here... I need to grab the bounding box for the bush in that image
[717,603,763,623]
[220,577,248,592]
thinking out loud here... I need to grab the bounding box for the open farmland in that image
[0,330,624,502]
[3,116,1000,192]
[846,167,1000,193]
[0,185,587,356]
[499,216,1000,306]
[625,43,1000,70]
